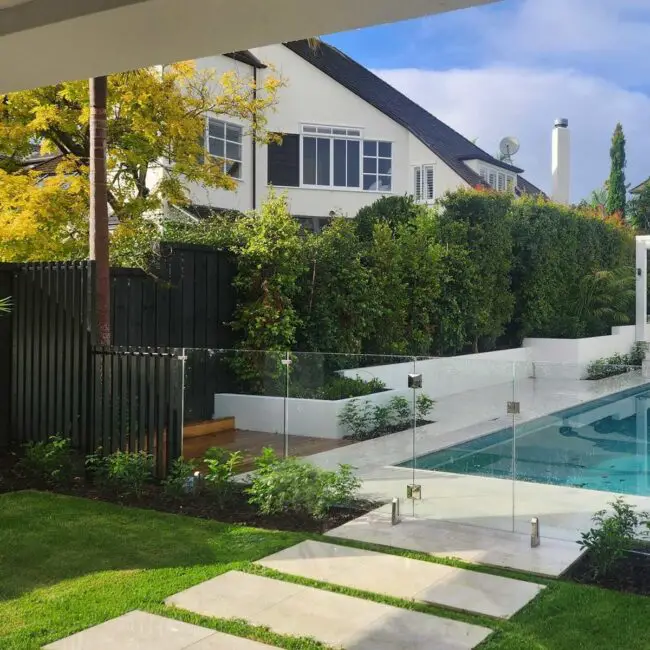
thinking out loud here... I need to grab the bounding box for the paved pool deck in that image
[308,371,650,575]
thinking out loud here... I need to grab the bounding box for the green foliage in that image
[509,195,632,341]
[291,375,386,400]
[297,218,375,354]
[355,195,424,241]
[246,447,360,519]
[17,435,74,486]
[202,447,243,507]
[338,393,435,441]
[628,183,650,232]
[606,123,627,218]
[586,343,647,380]
[416,393,435,420]
[438,189,514,351]
[0,296,11,313]
[163,457,200,497]
[86,450,154,498]
[579,497,646,579]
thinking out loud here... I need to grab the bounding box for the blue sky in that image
[325,0,650,201]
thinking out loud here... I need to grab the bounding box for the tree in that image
[628,183,650,232]
[0,62,282,260]
[606,123,627,218]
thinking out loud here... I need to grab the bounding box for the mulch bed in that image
[567,548,650,596]
[0,452,378,535]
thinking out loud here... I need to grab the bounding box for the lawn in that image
[3,491,650,650]
[0,491,310,650]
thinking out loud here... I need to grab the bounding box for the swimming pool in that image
[401,383,650,496]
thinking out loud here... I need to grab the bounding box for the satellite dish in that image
[499,136,520,157]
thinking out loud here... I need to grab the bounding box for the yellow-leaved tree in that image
[0,61,282,261]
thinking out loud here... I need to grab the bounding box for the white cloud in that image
[379,0,650,200]
[377,65,650,200]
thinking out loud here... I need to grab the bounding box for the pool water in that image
[402,384,650,496]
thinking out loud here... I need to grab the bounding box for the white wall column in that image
[635,236,650,342]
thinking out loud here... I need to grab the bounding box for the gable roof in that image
[631,178,649,195]
[516,175,545,198]
[283,39,543,191]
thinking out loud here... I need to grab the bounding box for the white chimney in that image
[552,118,570,205]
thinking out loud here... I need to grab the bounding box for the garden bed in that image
[567,547,650,596]
[0,451,378,534]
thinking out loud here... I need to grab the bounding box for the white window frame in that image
[206,117,243,180]
[413,164,435,202]
[362,140,393,193]
[299,124,393,193]
[479,163,516,193]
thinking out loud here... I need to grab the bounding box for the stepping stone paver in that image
[165,570,492,649]
[43,610,277,650]
[257,540,544,618]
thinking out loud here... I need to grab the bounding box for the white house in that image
[175,40,542,231]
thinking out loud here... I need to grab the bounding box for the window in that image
[479,164,516,193]
[300,125,392,192]
[207,117,242,179]
[302,125,361,189]
[363,140,392,192]
[414,164,435,202]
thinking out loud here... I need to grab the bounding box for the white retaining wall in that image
[213,388,412,439]
[524,325,637,379]
[341,348,531,399]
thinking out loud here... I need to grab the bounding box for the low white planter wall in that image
[341,348,531,399]
[524,325,637,379]
[213,388,412,439]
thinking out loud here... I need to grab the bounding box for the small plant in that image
[416,394,435,420]
[203,447,244,507]
[292,375,386,400]
[579,497,647,579]
[163,457,200,497]
[388,396,411,429]
[586,343,648,380]
[246,447,360,519]
[339,399,375,440]
[339,393,435,441]
[86,450,154,498]
[17,435,74,486]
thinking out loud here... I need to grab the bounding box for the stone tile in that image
[43,611,213,650]
[257,540,543,619]
[344,607,491,650]
[166,571,491,649]
[326,510,583,577]
[166,570,302,619]
[189,632,280,649]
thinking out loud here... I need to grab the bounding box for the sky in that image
[325,0,650,202]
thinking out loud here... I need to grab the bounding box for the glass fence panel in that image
[513,360,650,544]
[182,348,287,472]
[285,352,418,523]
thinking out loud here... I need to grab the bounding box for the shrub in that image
[339,393,435,441]
[579,497,647,579]
[246,447,360,519]
[86,450,154,498]
[203,447,244,507]
[292,375,386,400]
[586,342,647,380]
[163,457,200,497]
[17,435,74,486]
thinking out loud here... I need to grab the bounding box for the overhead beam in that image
[0,0,499,92]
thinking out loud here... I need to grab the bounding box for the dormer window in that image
[479,164,516,193]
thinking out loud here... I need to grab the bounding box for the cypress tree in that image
[606,122,627,218]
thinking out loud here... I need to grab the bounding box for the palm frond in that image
[0,296,11,314]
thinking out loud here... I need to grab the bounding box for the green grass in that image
[0,491,319,649]
[3,491,650,650]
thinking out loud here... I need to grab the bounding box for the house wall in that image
[251,44,467,217]
[185,55,256,213]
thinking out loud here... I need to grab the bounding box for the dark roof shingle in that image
[283,40,543,191]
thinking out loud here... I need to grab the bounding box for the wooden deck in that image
[183,428,353,472]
